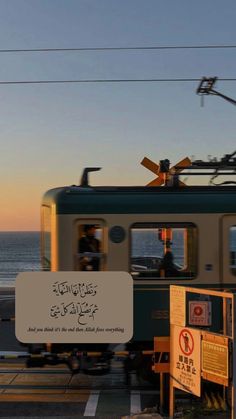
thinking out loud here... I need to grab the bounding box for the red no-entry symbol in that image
[179,329,194,356]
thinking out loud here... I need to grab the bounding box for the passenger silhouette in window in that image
[78,225,100,271]
[159,251,179,278]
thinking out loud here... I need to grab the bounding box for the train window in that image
[230,226,236,275]
[130,223,197,280]
[76,223,105,271]
[41,205,51,271]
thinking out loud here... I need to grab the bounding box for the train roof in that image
[42,184,236,214]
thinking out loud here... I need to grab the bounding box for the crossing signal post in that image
[141,156,191,187]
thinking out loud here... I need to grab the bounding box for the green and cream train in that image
[40,157,236,373]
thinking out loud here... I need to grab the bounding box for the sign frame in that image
[169,285,235,419]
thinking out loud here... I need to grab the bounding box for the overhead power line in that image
[0,77,235,85]
[0,44,236,53]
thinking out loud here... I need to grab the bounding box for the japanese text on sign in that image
[201,334,229,386]
[170,285,186,326]
[171,325,201,397]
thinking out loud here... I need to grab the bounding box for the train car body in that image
[41,181,236,349]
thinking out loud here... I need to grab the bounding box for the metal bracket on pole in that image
[196,77,236,106]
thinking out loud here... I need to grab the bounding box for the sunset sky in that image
[0,0,236,230]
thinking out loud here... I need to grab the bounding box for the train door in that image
[74,219,107,271]
[222,215,236,285]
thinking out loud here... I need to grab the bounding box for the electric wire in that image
[0,44,236,53]
[0,77,235,85]
[1,44,235,85]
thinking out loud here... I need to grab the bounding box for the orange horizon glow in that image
[0,188,41,232]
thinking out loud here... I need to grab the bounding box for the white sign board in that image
[15,272,133,343]
[171,325,201,397]
[170,285,186,326]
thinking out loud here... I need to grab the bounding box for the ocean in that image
[0,230,235,286]
[0,232,40,286]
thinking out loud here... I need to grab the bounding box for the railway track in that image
[0,353,230,417]
[0,357,160,417]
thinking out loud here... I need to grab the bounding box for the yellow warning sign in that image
[202,337,228,385]
[170,286,186,326]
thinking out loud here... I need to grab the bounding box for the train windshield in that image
[130,223,197,279]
